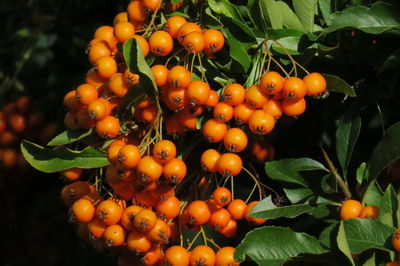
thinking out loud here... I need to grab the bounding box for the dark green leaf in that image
[369,121,400,179]
[293,0,317,32]
[336,108,361,177]
[220,17,255,73]
[342,218,394,253]
[120,38,157,115]
[250,195,318,219]
[265,158,328,187]
[235,226,328,265]
[378,48,400,75]
[200,6,223,28]
[322,3,400,35]
[319,223,338,249]
[47,129,93,146]
[322,73,356,97]
[248,0,268,33]
[21,140,109,173]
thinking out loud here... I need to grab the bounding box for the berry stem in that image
[187,230,202,250]
[321,148,352,200]
[245,183,258,203]
[200,226,208,246]
[143,8,159,37]
[164,48,185,66]
[230,175,235,200]
[266,39,298,76]
[242,166,263,201]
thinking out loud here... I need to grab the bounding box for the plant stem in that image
[200,226,208,246]
[321,148,352,200]
[242,166,263,200]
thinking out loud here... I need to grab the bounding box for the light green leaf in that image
[208,0,243,22]
[356,162,368,184]
[378,185,398,228]
[275,1,305,31]
[260,0,282,30]
[337,222,355,266]
[293,0,317,32]
[318,0,333,26]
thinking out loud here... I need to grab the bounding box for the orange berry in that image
[303,72,327,96]
[340,199,362,220]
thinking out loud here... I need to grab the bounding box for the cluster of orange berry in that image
[55,0,330,264]
[339,199,379,220]
[62,172,265,265]
[0,96,57,169]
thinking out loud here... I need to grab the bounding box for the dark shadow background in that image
[0,1,126,265]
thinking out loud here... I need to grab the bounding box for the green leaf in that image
[378,48,400,74]
[249,195,318,219]
[120,38,157,114]
[356,162,368,184]
[369,121,400,179]
[270,36,301,55]
[21,140,109,173]
[283,187,314,204]
[342,218,394,253]
[47,128,93,146]
[266,29,306,40]
[221,17,255,73]
[318,0,333,26]
[362,252,376,266]
[322,3,400,36]
[319,223,338,249]
[171,0,183,4]
[260,0,283,30]
[200,6,223,28]
[337,222,355,265]
[265,158,328,187]
[378,185,399,228]
[235,226,328,265]
[248,0,268,33]
[293,0,317,32]
[208,0,244,22]
[275,1,305,31]
[336,108,361,177]
[363,181,383,207]
[322,73,356,97]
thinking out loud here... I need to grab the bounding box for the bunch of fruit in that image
[0,96,57,170]
[34,0,329,265]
